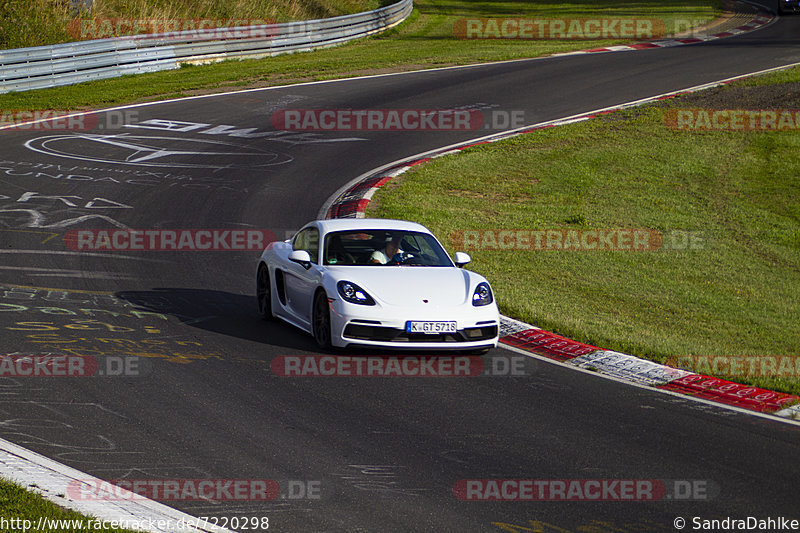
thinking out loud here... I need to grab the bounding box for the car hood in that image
[328,266,477,307]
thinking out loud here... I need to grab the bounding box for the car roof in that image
[314,218,432,235]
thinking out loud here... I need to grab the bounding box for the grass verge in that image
[0,0,720,111]
[0,0,379,49]
[367,66,800,396]
[0,478,139,532]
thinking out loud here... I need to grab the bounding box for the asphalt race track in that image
[0,2,798,531]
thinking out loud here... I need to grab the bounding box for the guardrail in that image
[0,0,412,94]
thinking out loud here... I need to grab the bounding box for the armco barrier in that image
[0,0,412,94]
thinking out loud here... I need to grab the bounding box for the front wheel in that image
[313,291,333,350]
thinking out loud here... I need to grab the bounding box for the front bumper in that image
[330,301,500,350]
[344,322,498,344]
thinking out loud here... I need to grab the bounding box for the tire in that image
[313,291,333,350]
[257,264,273,320]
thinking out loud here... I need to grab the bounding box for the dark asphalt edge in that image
[0,3,791,529]
[319,63,800,425]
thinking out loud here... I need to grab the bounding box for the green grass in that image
[0,0,379,49]
[0,478,139,533]
[734,64,800,86]
[0,0,720,111]
[367,69,800,396]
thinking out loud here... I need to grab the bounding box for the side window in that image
[293,227,319,264]
[293,230,306,251]
[306,228,319,264]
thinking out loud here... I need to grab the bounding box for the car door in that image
[283,226,321,325]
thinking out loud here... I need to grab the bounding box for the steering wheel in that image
[391,252,418,265]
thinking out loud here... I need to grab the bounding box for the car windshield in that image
[323,230,453,266]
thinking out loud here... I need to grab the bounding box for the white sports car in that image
[256,218,499,352]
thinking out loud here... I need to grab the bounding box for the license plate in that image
[406,321,457,334]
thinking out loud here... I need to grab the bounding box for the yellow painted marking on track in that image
[0,228,60,244]
[1,282,115,296]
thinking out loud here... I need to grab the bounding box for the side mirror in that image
[454,252,471,268]
[289,250,312,269]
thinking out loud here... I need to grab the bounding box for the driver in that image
[370,233,404,264]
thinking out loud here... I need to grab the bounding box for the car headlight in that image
[472,282,493,306]
[337,281,376,305]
